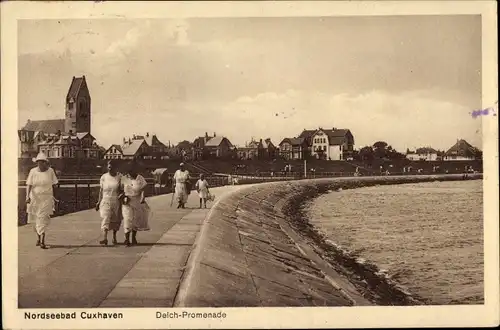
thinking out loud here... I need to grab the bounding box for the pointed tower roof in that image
[66,75,88,102]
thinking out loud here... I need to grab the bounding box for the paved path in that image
[18,185,241,308]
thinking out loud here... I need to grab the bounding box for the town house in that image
[299,127,355,160]
[279,137,309,160]
[107,133,169,160]
[237,138,278,160]
[192,132,234,159]
[406,147,439,161]
[443,139,482,161]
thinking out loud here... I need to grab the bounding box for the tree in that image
[358,146,374,162]
[373,141,388,151]
[371,141,405,161]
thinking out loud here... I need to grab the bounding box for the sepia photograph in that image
[2,1,498,329]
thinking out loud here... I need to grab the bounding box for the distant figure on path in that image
[25,152,59,249]
[195,174,210,209]
[173,163,190,209]
[96,160,123,246]
[121,163,150,246]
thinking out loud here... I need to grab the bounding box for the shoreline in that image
[278,176,482,305]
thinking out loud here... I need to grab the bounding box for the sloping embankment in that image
[177,174,482,307]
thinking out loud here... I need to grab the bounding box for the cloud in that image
[165,19,191,46]
[106,21,151,55]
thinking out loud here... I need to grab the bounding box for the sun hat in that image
[32,152,49,163]
[180,162,185,167]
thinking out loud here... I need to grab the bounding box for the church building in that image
[18,76,101,159]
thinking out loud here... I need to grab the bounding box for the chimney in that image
[57,130,61,136]
[332,127,336,131]
[123,137,126,144]
[146,132,149,137]
[69,130,73,135]
[133,134,136,139]
[214,132,216,137]
[128,138,131,143]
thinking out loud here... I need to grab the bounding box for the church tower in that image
[64,75,91,134]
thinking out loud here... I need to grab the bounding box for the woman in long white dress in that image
[121,163,150,246]
[25,152,59,249]
[173,163,190,209]
[96,160,123,245]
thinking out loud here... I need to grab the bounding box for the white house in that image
[103,144,124,160]
[406,147,438,161]
[307,128,355,161]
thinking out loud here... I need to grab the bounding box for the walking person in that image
[25,152,59,249]
[173,163,190,208]
[195,174,210,209]
[96,160,123,246]
[121,162,150,247]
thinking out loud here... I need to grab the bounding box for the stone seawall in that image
[178,174,482,307]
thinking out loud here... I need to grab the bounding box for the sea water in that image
[305,180,483,304]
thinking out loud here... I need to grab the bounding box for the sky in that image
[18,15,483,151]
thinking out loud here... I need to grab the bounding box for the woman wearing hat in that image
[95,160,123,245]
[173,163,191,208]
[25,152,59,249]
[121,162,150,246]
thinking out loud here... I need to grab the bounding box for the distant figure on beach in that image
[25,152,59,249]
[173,163,190,208]
[96,160,123,246]
[463,166,469,179]
[195,174,210,209]
[121,162,150,246]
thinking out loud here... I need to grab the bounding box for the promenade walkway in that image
[20,175,477,309]
[18,185,241,309]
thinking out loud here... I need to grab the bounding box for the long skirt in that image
[99,198,122,231]
[122,196,150,233]
[175,183,189,204]
[27,193,54,235]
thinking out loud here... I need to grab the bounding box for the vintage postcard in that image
[1,0,498,329]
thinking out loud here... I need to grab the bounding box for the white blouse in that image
[100,173,122,200]
[26,167,58,196]
[122,174,147,197]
